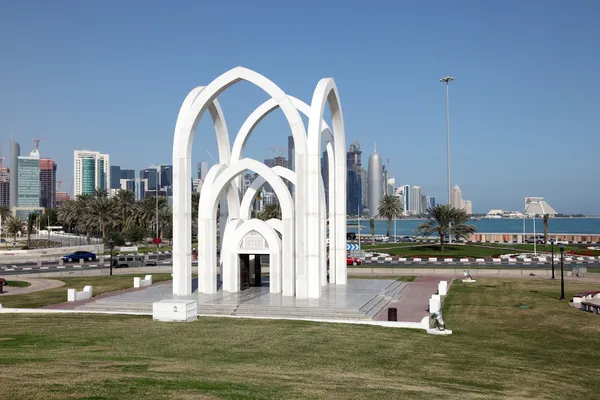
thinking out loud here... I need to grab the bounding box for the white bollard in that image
[134,277,141,288]
[438,281,448,296]
[67,288,76,302]
[67,286,93,301]
[429,295,441,313]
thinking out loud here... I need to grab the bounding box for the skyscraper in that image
[110,165,121,189]
[410,186,423,214]
[17,149,41,207]
[400,184,411,215]
[451,184,463,209]
[9,139,19,208]
[347,141,363,215]
[428,196,436,209]
[367,146,383,217]
[74,150,110,196]
[40,158,57,209]
[197,161,209,180]
[463,200,472,215]
[0,167,9,207]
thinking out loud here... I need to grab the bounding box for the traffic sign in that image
[153,237,162,245]
[346,243,360,251]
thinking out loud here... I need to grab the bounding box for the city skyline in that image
[1,2,599,213]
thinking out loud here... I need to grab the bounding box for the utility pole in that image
[440,76,455,245]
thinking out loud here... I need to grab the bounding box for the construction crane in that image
[33,136,51,150]
[268,147,289,167]
[0,142,4,168]
[57,180,63,192]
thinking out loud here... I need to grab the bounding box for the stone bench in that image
[580,302,600,314]
[67,286,93,302]
[134,275,153,288]
[572,291,600,305]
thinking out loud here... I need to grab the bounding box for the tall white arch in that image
[173,66,308,296]
[197,158,295,296]
[306,78,347,298]
[240,166,296,219]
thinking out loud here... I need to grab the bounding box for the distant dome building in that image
[367,146,383,217]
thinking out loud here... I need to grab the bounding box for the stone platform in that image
[75,278,410,321]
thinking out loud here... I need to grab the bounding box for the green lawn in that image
[5,280,31,288]
[0,274,173,308]
[1,278,599,399]
[362,244,516,258]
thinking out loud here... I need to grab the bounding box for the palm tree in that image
[543,214,549,244]
[114,189,135,231]
[86,197,116,242]
[258,204,281,221]
[0,205,10,223]
[369,218,375,245]
[93,188,108,198]
[5,216,23,244]
[416,204,477,251]
[378,195,402,238]
[26,213,37,248]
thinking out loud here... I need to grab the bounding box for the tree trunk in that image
[440,234,445,251]
[386,217,391,237]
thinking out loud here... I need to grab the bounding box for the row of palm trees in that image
[372,194,477,250]
[56,189,172,244]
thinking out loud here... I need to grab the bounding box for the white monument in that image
[171,66,347,299]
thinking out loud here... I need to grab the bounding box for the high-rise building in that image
[197,161,209,180]
[400,184,410,215]
[18,149,41,207]
[428,196,436,209]
[410,186,423,214]
[264,156,287,168]
[9,139,19,208]
[367,146,383,217]
[451,184,463,209]
[346,141,363,215]
[110,165,121,189]
[421,193,427,214]
[360,168,367,209]
[55,191,70,208]
[0,167,9,207]
[74,150,110,196]
[40,158,57,209]
[121,169,135,180]
[463,199,473,215]
[140,165,172,197]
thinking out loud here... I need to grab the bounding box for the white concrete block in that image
[462,279,476,283]
[522,258,532,262]
[438,281,448,296]
[413,258,422,262]
[460,258,469,262]
[475,258,485,262]
[429,295,441,313]
[67,286,93,302]
[134,275,153,288]
[444,258,453,262]
[508,258,516,263]
[398,258,407,262]
[428,258,437,262]
[492,258,501,263]
[153,299,197,322]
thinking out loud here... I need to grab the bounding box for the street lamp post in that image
[559,244,565,300]
[109,239,115,276]
[440,76,455,243]
[551,241,555,279]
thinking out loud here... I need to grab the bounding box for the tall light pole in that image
[440,76,455,206]
[440,76,455,244]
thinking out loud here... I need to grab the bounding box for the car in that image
[525,235,545,244]
[374,235,389,242]
[112,255,156,268]
[346,257,362,266]
[62,251,97,262]
[548,238,569,245]
[398,236,416,243]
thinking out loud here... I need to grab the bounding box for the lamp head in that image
[559,244,564,251]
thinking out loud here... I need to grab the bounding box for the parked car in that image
[112,255,157,268]
[548,238,569,245]
[525,235,545,244]
[398,236,416,243]
[374,235,389,242]
[62,251,97,262]
[346,256,362,266]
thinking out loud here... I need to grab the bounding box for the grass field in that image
[0,274,173,308]
[362,244,517,257]
[5,280,31,287]
[1,278,599,399]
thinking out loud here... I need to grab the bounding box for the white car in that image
[374,235,389,243]
[548,238,569,245]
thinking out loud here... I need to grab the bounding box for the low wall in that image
[0,244,105,263]
[468,233,600,244]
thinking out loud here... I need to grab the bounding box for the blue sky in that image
[1,0,599,214]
